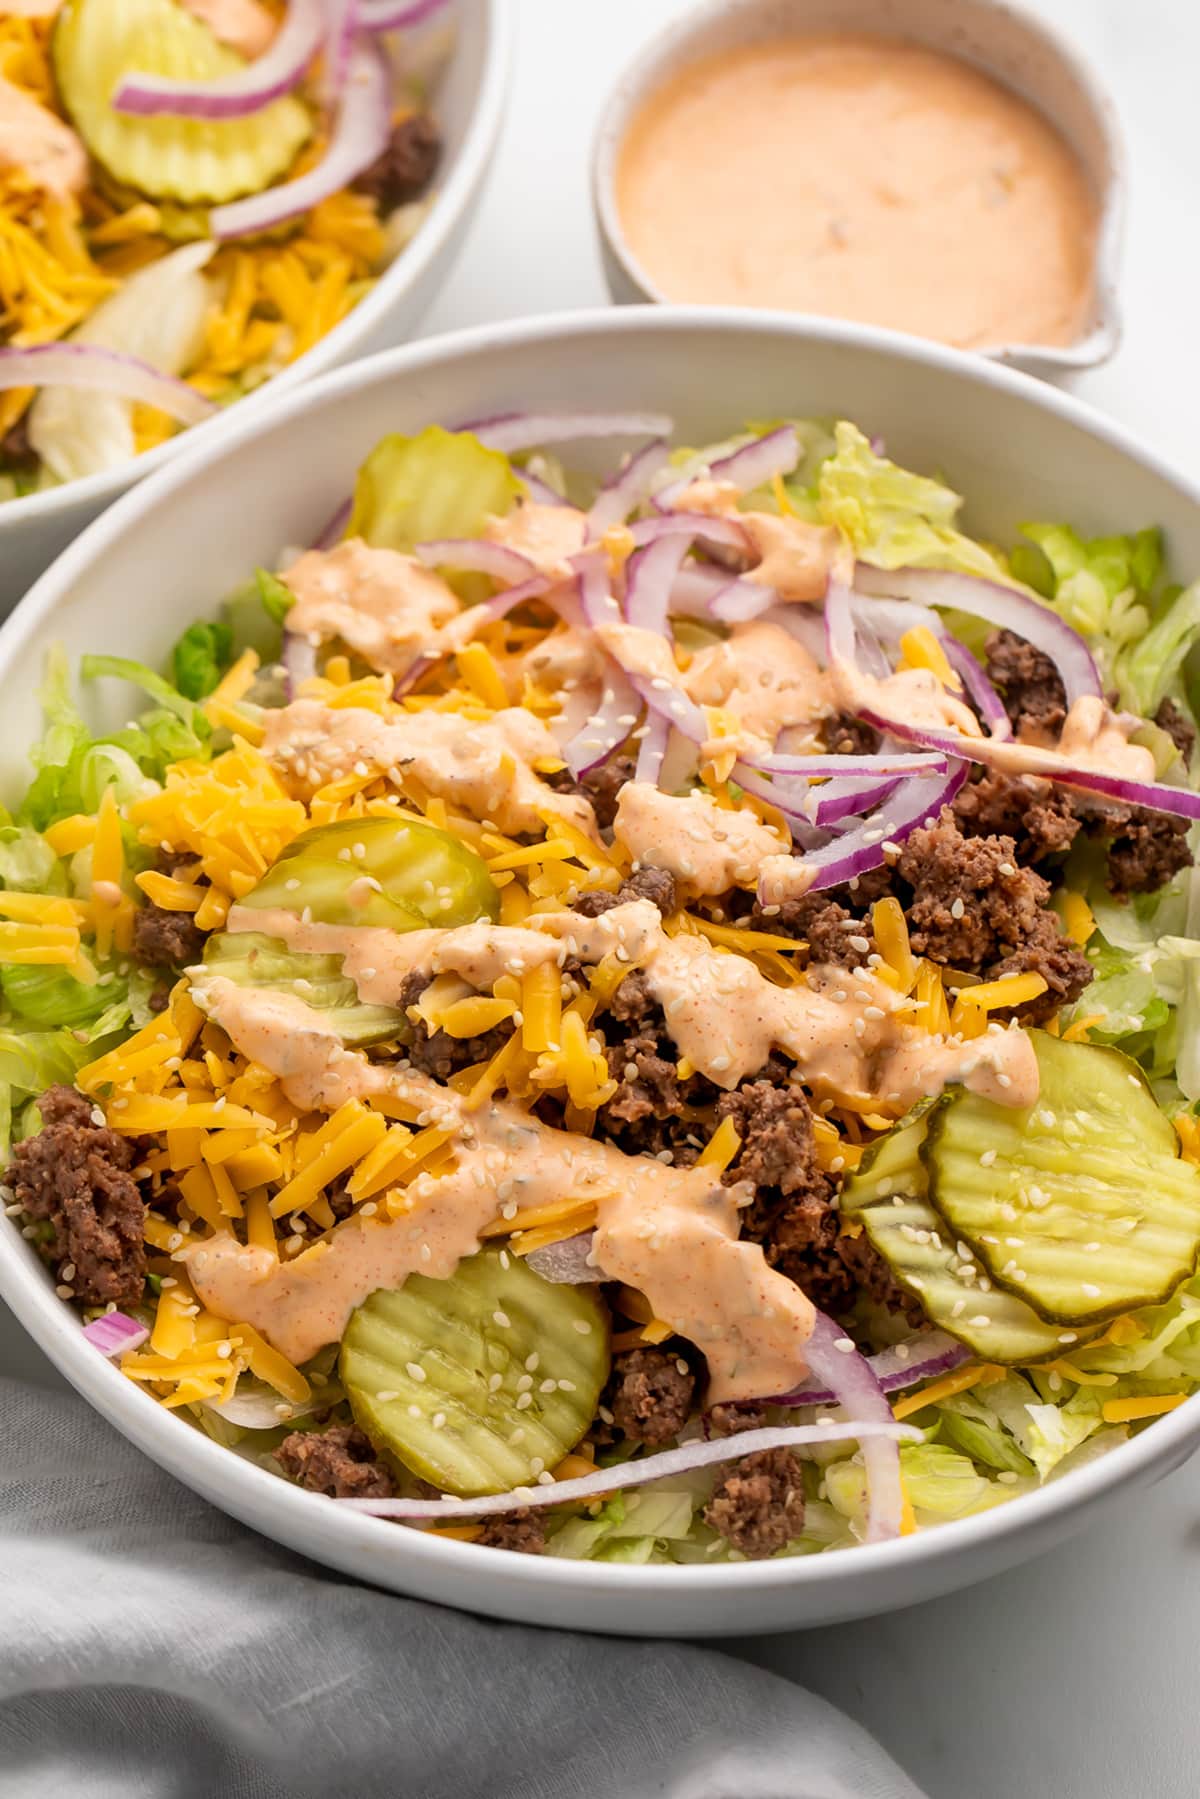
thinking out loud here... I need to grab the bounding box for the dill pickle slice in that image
[922,1032,1200,1326]
[54,0,311,205]
[341,1249,610,1496]
[202,930,407,1046]
[240,817,500,932]
[839,1115,1089,1363]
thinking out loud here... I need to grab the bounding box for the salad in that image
[7,410,1200,1564]
[0,0,447,501]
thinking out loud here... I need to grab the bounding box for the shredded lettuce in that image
[171,619,233,700]
[815,422,1010,579]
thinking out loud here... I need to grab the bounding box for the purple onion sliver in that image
[82,1312,149,1358]
[803,1310,904,1544]
[758,1331,971,1409]
[627,510,753,557]
[943,634,1011,740]
[337,1419,918,1521]
[0,343,215,423]
[525,1231,604,1285]
[707,425,800,495]
[635,709,669,786]
[311,496,351,551]
[624,535,691,636]
[281,632,317,693]
[114,0,324,116]
[780,762,969,898]
[562,669,640,777]
[211,40,392,239]
[854,562,1102,706]
[587,438,671,537]
[414,538,539,585]
[749,749,947,779]
[574,552,622,630]
[710,581,776,624]
[811,773,903,826]
[517,467,569,507]
[359,0,450,27]
[462,411,674,455]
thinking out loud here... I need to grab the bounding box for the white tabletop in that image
[4,4,1198,1794]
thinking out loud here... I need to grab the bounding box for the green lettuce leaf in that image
[816,422,1009,578]
[171,619,233,700]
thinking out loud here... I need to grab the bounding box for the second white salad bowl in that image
[1,308,1199,1636]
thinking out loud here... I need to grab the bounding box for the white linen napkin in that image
[0,1375,926,1799]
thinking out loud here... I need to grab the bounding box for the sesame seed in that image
[573,1319,592,1335]
[969,1314,991,1327]
[406,1361,426,1382]
[375,1389,398,1402]
[515,1392,532,1410]
[950,898,965,920]
[493,1310,511,1329]
[432,1412,447,1430]
[55,1284,74,1299]
[1081,1282,1101,1298]
[539,1379,557,1394]
[408,1404,422,1418]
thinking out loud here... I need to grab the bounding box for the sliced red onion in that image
[390,652,439,698]
[464,412,674,455]
[359,0,450,28]
[415,539,540,586]
[575,552,622,630]
[707,425,800,495]
[667,565,750,621]
[0,344,214,424]
[624,536,690,636]
[114,0,323,117]
[729,766,828,848]
[281,631,317,696]
[437,574,555,649]
[321,0,359,107]
[312,496,351,550]
[854,563,1102,706]
[750,749,948,779]
[803,1310,903,1544]
[82,1311,149,1358]
[635,709,669,786]
[337,1418,918,1521]
[628,511,753,558]
[757,603,828,663]
[759,762,969,899]
[760,1330,970,1409]
[525,1232,603,1285]
[211,40,391,239]
[517,467,569,507]
[943,635,1011,740]
[587,438,670,537]
[811,774,902,827]
[562,671,640,778]
[710,582,777,625]
[205,1388,318,1429]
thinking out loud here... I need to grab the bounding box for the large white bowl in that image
[0,0,511,614]
[2,309,1199,1638]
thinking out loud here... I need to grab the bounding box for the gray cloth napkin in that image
[0,1376,926,1799]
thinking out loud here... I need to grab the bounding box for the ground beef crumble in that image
[746,893,876,967]
[1156,696,1196,764]
[475,1508,547,1554]
[704,1448,806,1558]
[132,904,207,970]
[276,1424,395,1500]
[353,112,441,213]
[6,1085,145,1306]
[1105,808,1194,897]
[985,629,1067,737]
[399,969,511,1081]
[607,1347,695,1444]
[952,770,1082,866]
[575,865,678,918]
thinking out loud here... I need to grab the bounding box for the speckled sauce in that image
[284,541,460,677]
[616,33,1099,349]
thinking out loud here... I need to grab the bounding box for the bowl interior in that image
[2,308,1199,1635]
[593,0,1124,370]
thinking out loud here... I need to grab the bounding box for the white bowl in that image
[2,308,1198,1638]
[0,0,511,614]
[592,0,1126,378]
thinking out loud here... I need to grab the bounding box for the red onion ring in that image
[803,1310,904,1544]
[114,0,323,117]
[854,563,1102,706]
[748,1330,970,1409]
[810,774,903,827]
[358,0,450,28]
[587,438,670,537]
[624,535,690,636]
[707,424,800,494]
[750,749,948,779]
[758,762,970,899]
[943,634,1011,740]
[0,344,215,423]
[464,412,674,455]
[415,539,540,586]
[211,39,391,239]
[337,1418,918,1522]
[322,0,359,106]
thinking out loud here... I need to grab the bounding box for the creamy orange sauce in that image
[181,0,276,56]
[0,78,87,203]
[188,895,1036,1390]
[830,657,983,741]
[675,480,837,602]
[261,699,598,841]
[483,501,589,581]
[614,782,786,895]
[184,979,816,1401]
[616,33,1098,349]
[284,541,460,678]
[993,695,1157,784]
[683,619,835,759]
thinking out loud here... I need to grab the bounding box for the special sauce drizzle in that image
[615,32,1098,349]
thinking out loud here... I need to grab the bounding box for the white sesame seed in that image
[515,1392,532,1410]
[406,1361,426,1382]
[493,1310,511,1329]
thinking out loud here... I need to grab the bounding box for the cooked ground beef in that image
[399,969,511,1081]
[985,628,1067,737]
[952,770,1082,865]
[1156,696,1196,764]
[1105,808,1194,897]
[580,752,635,831]
[747,893,875,967]
[276,1424,395,1500]
[131,903,207,969]
[989,910,1097,1025]
[353,112,441,213]
[576,866,679,919]
[822,713,881,757]
[6,1084,145,1305]
[475,1508,547,1554]
[608,1347,695,1444]
[1,413,36,472]
[704,1448,806,1558]
[707,1403,769,1437]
